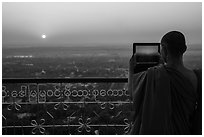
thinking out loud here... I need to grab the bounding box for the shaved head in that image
[161,31,187,57]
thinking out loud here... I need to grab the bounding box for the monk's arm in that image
[128,55,135,99]
[191,69,202,134]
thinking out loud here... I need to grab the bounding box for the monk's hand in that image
[129,54,136,74]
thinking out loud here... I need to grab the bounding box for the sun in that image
[41,34,46,39]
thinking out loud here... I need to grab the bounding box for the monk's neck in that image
[166,56,185,69]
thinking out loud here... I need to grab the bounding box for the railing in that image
[2,77,133,135]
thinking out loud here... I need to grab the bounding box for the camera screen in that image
[135,45,159,55]
[132,43,161,73]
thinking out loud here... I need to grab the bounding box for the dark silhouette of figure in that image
[129,31,202,135]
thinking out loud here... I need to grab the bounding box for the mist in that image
[2,2,202,48]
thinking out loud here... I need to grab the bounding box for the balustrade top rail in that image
[2,77,128,83]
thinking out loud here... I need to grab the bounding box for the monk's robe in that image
[129,65,202,135]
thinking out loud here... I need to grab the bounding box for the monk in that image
[128,31,202,135]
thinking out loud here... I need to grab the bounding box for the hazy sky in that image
[2,2,202,48]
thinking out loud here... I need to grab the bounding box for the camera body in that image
[133,43,161,74]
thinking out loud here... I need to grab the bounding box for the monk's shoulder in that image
[183,68,197,81]
[194,68,202,77]
[180,67,198,92]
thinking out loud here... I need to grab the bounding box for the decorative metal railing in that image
[2,78,133,135]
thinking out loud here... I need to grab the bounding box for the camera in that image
[133,43,161,74]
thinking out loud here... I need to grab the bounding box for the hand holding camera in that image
[130,43,162,74]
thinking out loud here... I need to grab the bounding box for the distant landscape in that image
[3,46,130,78]
[2,45,202,78]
